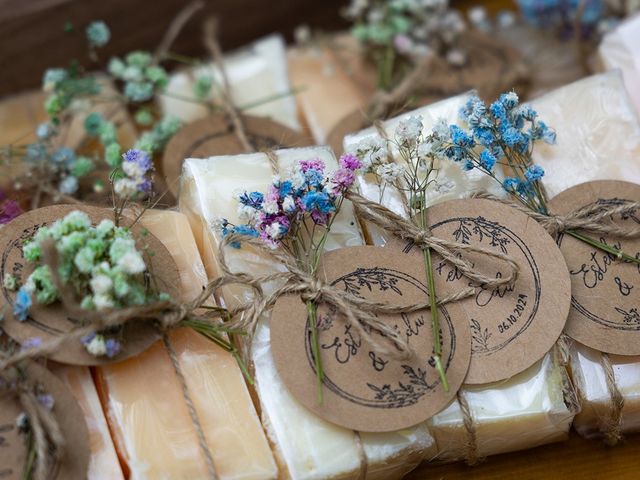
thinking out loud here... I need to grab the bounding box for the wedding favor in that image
[528,75,640,442]
[343,92,578,462]
[95,209,277,479]
[180,147,436,479]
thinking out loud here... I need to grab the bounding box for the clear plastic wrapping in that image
[160,34,300,131]
[343,94,578,462]
[599,14,640,115]
[95,210,277,480]
[179,147,436,479]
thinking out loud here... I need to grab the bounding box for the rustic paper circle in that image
[270,245,471,433]
[549,180,640,355]
[388,198,572,384]
[0,362,90,480]
[0,205,181,365]
[162,114,312,196]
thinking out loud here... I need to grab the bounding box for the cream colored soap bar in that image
[50,364,124,480]
[180,148,435,479]
[160,35,300,131]
[343,94,575,462]
[343,92,505,245]
[599,15,640,115]
[530,71,640,198]
[96,210,277,480]
[288,44,369,144]
[570,342,640,439]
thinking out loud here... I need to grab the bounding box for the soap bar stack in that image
[531,71,640,440]
[160,34,300,131]
[180,147,436,479]
[342,94,576,463]
[95,210,278,479]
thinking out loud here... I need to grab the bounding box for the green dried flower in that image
[27,266,59,305]
[86,21,110,48]
[70,156,94,178]
[84,112,104,136]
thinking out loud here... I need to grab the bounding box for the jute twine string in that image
[472,191,640,444]
[0,365,65,480]
[456,390,481,466]
[202,17,254,153]
[600,352,625,446]
[347,191,520,290]
[471,191,640,240]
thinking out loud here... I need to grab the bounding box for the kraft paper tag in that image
[549,180,640,355]
[388,198,572,384]
[0,361,90,480]
[270,245,471,432]
[0,205,180,365]
[162,114,311,196]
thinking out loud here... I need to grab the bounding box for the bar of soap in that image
[570,342,640,438]
[49,364,124,480]
[530,71,640,198]
[96,210,277,479]
[342,93,575,462]
[343,92,505,245]
[160,35,300,132]
[180,147,436,479]
[599,15,640,115]
[427,354,574,462]
[288,43,370,144]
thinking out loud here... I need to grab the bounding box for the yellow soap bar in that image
[96,210,277,479]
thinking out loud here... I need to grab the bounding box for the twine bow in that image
[0,365,65,480]
[472,191,640,241]
[217,234,475,359]
[346,191,520,290]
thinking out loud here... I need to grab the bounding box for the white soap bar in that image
[343,93,575,462]
[180,147,436,479]
[531,71,640,198]
[96,210,277,480]
[343,92,505,245]
[570,342,640,438]
[50,364,124,480]
[599,15,640,115]
[531,73,640,439]
[160,35,300,131]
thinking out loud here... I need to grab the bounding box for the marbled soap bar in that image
[343,93,576,462]
[599,15,640,115]
[49,364,124,480]
[180,147,436,479]
[530,71,640,198]
[96,210,277,479]
[160,35,300,131]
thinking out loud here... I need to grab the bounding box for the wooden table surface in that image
[407,432,640,479]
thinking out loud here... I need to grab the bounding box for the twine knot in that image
[300,278,328,304]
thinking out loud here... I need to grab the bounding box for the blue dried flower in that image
[105,338,121,358]
[479,150,497,171]
[14,287,32,322]
[450,125,475,148]
[302,191,334,214]
[524,164,545,182]
[239,191,264,209]
[503,177,520,192]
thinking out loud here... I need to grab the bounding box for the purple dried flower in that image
[299,159,325,173]
[0,190,21,225]
[37,393,55,410]
[339,153,362,171]
[331,168,356,194]
[105,338,121,358]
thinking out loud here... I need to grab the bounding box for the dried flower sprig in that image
[429,91,640,266]
[350,114,452,389]
[344,0,466,89]
[220,156,361,400]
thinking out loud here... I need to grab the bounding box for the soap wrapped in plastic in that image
[342,93,578,462]
[530,71,640,198]
[95,209,278,479]
[569,341,640,441]
[599,14,640,115]
[160,34,300,131]
[530,72,640,442]
[179,147,436,479]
